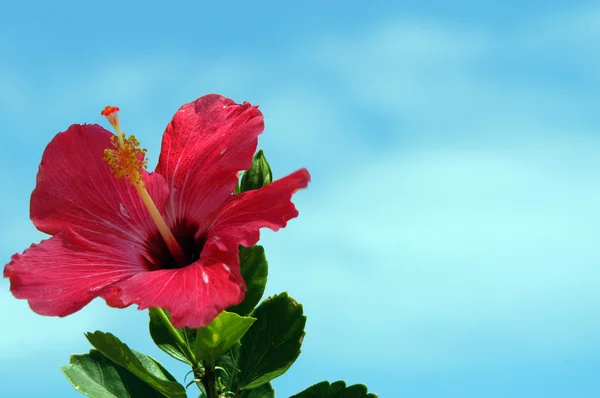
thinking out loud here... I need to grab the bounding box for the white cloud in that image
[526,6,600,46]
[256,11,600,371]
[263,138,600,370]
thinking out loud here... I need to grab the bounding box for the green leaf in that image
[62,349,164,398]
[195,311,256,366]
[227,245,269,316]
[237,292,306,390]
[290,381,378,398]
[85,331,186,397]
[240,149,273,192]
[239,382,275,398]
[148,308,191,365]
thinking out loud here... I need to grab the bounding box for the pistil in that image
[101,106,188,266]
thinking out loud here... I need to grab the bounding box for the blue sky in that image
[2,0,600,397]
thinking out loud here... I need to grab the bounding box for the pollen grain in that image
[103,135,148,185]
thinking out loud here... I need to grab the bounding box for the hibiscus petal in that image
[4,231,143,317]
[204,168,311,253]
[30,123,168,248]
[113,261,245,328]
[155,94,264,228]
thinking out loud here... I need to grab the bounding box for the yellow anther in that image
[103,135,148,185]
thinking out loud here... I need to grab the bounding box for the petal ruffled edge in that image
[203,168,311,253]
[155,95,265,228]
[4,230,143,317]
[30,123,169,250]
[110,258,245,328]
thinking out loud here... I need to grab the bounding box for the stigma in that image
[101,106,120,127]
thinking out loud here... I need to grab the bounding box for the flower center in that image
[144,221,207,270]
[101,106,188,267]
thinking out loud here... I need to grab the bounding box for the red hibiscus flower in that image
[3,94,310,328]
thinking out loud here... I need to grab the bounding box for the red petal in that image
[204,169,311,253]
[155,95,264,228]
[113,260,245,328]
[4,231,142,317]
[30,124,168,247]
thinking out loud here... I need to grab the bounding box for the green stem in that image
[154,308,215,396]
[154,308,197,364]
[201,363,218,398]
